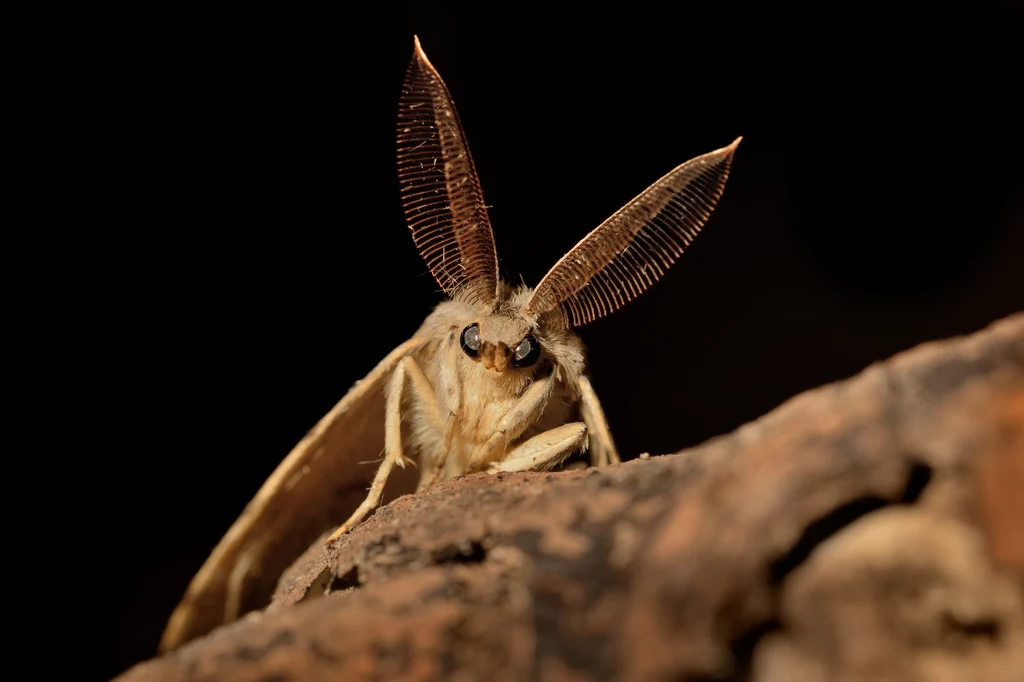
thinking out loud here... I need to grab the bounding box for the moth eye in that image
[512,334,541,368]
[460,323,481,358]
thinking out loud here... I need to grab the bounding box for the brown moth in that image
[160,36,740,652]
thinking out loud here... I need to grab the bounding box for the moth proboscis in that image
[159,36,740,653]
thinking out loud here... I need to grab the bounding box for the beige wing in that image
[159,337,427,652]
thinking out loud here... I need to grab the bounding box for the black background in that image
[88,2,1022,679]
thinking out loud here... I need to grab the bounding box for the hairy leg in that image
[489,422,588,473]
[467,374,555,471]
[420,413,459,490]
[326,356,443,545]
[579,375,621,467]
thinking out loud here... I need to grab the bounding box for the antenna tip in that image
[412,35,431,65]
[716,136,742,158]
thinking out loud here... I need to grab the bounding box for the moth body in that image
[159,35,741,654]
[399,283,587,486]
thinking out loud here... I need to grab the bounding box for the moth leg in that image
[468,374,555,471]
[421,413,459,490]
[578,375,621,466]
[489,423,588,473]
[326,356,443,546]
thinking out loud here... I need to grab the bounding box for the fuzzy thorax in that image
[404,282,587,476]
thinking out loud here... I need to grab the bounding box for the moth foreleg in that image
[578,375,621,466]
[488,423,588,473]
[420,413,459,490]
[326,356,443,546]
[468,374,555,470]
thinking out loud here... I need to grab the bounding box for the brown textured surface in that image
[118,313,1024,682]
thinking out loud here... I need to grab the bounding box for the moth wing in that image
[159,336,427,652]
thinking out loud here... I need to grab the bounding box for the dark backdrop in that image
[94,2,1022,679]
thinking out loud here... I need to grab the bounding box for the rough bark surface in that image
[118,314,1024,682]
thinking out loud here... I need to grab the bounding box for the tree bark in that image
[117,314,1024,682]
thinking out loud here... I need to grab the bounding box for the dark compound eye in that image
[511,334,541,368]
[460,323,481,357]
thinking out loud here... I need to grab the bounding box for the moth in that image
[160,36,740,652]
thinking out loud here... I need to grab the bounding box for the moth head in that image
[400,37,740,334]
[459,320,540,373]
[448,284,566,376]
